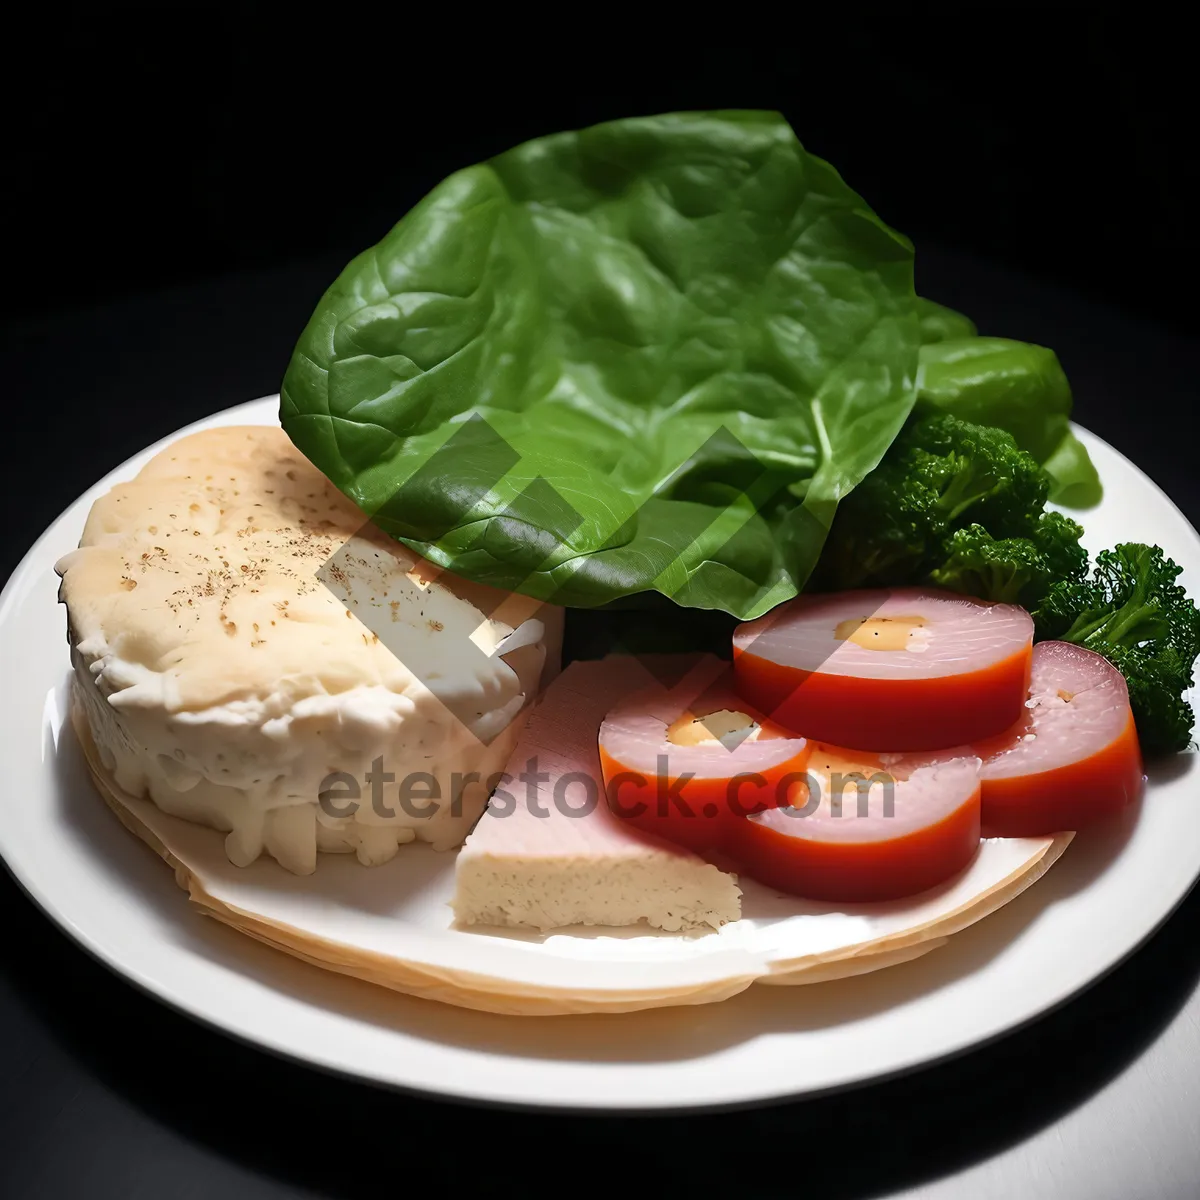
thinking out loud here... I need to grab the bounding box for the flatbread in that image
[73,700,1072,1016]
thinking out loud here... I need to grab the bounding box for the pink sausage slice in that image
[977,641,1143,836]
[599,655,810,852]
[728,743,982,902]
[733,588,1034,751]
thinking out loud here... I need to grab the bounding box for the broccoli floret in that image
[929,527,1045,605]
[930,511,1087,607]
[909,415,1050,537]
[814,414,1059,593]
[1033,544,1200,754]
[1034,511,1093,586]
[1105,645,1196,758]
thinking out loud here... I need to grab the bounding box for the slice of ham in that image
[977,641,1143,836]
[598,655,810,851]
[728,743,982,902]
[733,588,1033,751]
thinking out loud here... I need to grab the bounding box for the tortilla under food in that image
[73,698,1072,1016]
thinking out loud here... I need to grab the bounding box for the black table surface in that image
[2,247,1198,1199]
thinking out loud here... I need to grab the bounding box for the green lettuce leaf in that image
[917,297,977,343]
[1041,429,1103,508]
[914,336,1102,507]
[280,111,920,619]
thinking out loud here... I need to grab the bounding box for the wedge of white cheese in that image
[57,425,561,875]
[454,657,742,932]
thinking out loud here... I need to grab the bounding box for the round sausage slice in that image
[977,641,1143,836]
[729,744,982,902]
[599,659,810,853]
[732,588,1033,751]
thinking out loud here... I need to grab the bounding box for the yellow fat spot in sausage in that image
[835,614,928,651]
[667,708,759,747]
[808,747,877,777]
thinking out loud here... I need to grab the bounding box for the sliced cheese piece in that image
[454,657,742,932]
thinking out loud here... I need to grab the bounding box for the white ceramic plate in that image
[2,397,1198,1110]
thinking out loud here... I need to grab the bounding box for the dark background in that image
[3,9,1200,1199]
[5,8,1196,331]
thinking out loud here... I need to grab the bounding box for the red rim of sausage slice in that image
[976,641,1144,837]
[599,656,810,852]
[732,588,1033,751]
[729,743,982,902]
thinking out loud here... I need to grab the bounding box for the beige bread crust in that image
[73,697,1072,1016]
[453,656,744,934]
[453,855,742,934]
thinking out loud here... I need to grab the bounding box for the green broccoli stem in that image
[1063,605,1170,650]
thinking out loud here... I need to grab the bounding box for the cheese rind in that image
[58,426,561,874]
[454,658,741,932]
